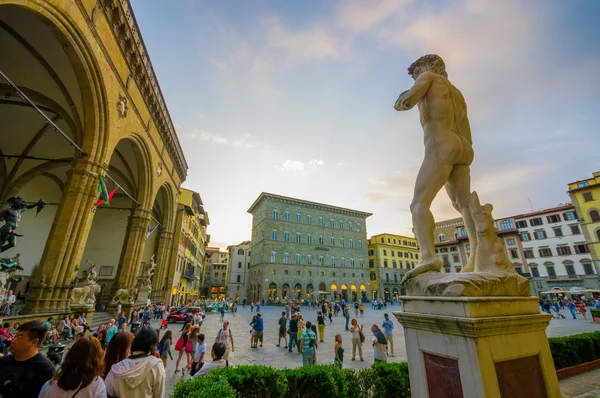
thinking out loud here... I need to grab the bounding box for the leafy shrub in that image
[171,374,236,398]
[207,365,288,398]
[283,365,347,398]
[172,362,410,398]
[549,330,600,370]
[370,362,410,398]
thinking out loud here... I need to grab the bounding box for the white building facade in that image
[515,204,597,295]
[227,241,251,301]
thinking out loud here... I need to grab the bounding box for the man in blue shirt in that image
[253,313,264,348]
[382,313,395,356]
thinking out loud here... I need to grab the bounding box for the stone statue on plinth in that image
[139,255,157,289]
[0,197,46,253]
[70,260,101,308]
[394,54,528,296]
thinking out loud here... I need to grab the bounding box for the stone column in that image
[114,207,152,290]
[395,296,561,398]
[23,159,103,314]
[151,229,173,302]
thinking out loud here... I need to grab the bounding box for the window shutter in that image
[574,245,579,254]
[538,249,543,257]
[546,216,551,223]
[543,231,547,239]
[585,244,589,253]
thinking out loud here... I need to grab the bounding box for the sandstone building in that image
[247,193,371,302]
[202,247,229,299]
[367,233,419,300]
[167,188,209,307]
[568,172,600,274]
[0,0,187,315]
[227,241,251,301]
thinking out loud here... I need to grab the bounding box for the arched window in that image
[590,210,600,222]
[330,237,335,246]
[296,213,301,223]
[284,231,290,242]
[358,240,363,249]
[283,252,290,264]
[330,219,335,228]
[349,239,354,248]
[460,227,467,236]
[348,221,353,230]
[341,257,346,267]
[319,255,324,265]
[272,209,279,220]
[359,259,364,268]
[296,232,301,243]
[307,234,313,244]
[350,258,355,267]
[339,220,344,229]
[284,211,290,221]
[357,223,361,232]
[340,238,345,247]
[307,254,313,265]
[271,251,277,262]
[438,233,446,242]
[307,215,313,225]
[318,235,324,245]
[318,217,324,226]
[271,229,278,240]
[237,248,244,255]
[331,256,336,266]
[296,253,301,264]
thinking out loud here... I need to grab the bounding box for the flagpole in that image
[101,173,163,228]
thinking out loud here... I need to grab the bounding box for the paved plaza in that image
[156,303,600,394]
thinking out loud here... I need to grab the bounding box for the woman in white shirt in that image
[39,336,106,397]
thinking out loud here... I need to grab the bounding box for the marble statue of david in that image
[394,54,478,280]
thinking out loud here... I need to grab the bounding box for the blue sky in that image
[131,0,600,249]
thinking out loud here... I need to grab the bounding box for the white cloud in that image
[336,0,411,31]
[309,159,324,168]
[184,129,256,148]
[276,160,305,173]
[265,16,339,61]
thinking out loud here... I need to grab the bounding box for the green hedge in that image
[548,330,600,370]
[171,362,410,398]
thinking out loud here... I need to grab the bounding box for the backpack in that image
[358,327,365,343]
[157,343,163,356]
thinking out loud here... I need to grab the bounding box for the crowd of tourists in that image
[539,297,600,320]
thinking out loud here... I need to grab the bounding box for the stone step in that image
[90,311,114,329]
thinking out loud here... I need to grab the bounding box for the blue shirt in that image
[253,317,264,331]
[382,319,394,335]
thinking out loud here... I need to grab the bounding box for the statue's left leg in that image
[0,233,16,253]
[445,164,477,272]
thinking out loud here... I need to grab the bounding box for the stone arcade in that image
[0,0,188,318]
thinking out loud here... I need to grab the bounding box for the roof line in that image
[247,192,373,217]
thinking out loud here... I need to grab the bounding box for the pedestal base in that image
[135,287,152,307]
[394,296,561,398]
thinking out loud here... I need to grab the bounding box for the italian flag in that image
[95,176,118,206]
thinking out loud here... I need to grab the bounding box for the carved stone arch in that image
[1,0,110,163]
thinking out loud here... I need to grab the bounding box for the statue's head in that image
[408,54,447,80]
[7,197,27,209]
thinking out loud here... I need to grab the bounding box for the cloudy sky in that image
[131,0,600,249]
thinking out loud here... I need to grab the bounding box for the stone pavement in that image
[561,368,600,397]
[160,303,600,395]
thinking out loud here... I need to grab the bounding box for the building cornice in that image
[102,0,188,181]
[247,192,373,218]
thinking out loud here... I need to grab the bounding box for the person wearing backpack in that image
[299,321,318,366]
[215,321,234,360]
[349,318,364,361]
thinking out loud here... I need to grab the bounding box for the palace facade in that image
[247,193,371,302]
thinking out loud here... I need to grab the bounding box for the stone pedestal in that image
[394,296,561,398]
[136,286,152,306]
